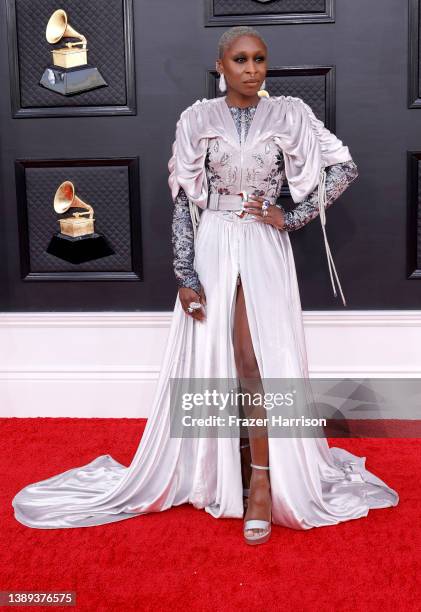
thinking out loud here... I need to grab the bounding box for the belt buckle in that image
[238,190,248,217]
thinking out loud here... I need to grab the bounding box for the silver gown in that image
[12,102,399,530]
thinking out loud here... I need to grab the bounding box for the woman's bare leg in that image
[233,275,271,537]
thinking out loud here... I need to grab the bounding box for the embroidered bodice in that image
[172,103,358,294]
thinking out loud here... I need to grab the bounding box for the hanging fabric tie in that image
[189,199,201,241]
[317,166,347,307]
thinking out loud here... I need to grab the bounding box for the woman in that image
[12,26,399,545]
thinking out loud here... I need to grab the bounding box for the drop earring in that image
[218,73,227,93]
[258,79,269,98]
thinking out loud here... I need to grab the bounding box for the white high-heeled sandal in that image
[243,463,271,546]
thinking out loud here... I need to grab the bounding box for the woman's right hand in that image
[179,285,206,322]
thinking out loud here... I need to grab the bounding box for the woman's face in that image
[216,35,268,97]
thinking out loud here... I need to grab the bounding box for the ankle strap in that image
[250,463,270,471]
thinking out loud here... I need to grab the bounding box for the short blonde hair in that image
[218,26,267,59]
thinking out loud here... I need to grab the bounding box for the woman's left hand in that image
[243,195,285,230]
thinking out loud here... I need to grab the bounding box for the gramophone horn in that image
[46,9,87,46]
[53,181,93,218]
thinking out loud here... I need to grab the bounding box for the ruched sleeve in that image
[272,96,352,204]
[168,100,211,239]
[272,97,322,205]
[273,96,356,307]
[301,99,353,169]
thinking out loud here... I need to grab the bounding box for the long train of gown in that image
[12,209,399,529]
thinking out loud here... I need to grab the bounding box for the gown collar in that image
[220,95,269,147]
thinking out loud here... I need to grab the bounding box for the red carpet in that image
[1,418,420,611]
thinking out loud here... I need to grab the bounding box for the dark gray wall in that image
[0,1,419,310]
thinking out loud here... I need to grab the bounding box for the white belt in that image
[208,193,245,211]
[207,191,272,211]
[188,191,256,240]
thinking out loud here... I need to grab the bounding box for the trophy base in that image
[39,65,108,96]
[46,232,115,264]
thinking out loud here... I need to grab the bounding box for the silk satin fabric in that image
[168,95,354,304]
[12,209,399,529]
[168,95,353,209]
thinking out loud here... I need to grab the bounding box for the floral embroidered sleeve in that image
[280,160,359,231]
[171,186,202,294]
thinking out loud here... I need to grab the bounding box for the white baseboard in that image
[1,311,420,418]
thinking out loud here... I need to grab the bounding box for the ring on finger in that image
[187,301,201,315]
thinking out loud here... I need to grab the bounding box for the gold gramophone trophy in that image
[39,9,107,96]
[46,181,114,264]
